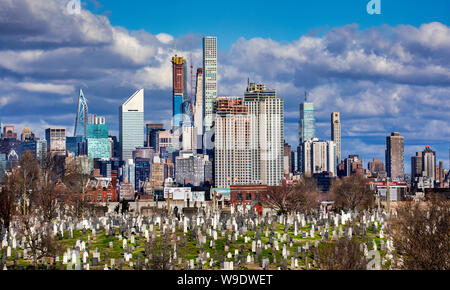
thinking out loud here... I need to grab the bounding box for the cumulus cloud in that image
[0,0,448,167]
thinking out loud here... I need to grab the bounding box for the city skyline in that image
[0,0,449,173]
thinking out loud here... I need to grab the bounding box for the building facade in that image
[203,36,217,132]
[244,82,284,186]
[45,128,66,155]
[214,97,252,188]
[119,89,144,161]
[331,112,341,164]
[385,132,404,180]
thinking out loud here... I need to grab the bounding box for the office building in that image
[385,132,404,180]
[119,89,144,161]
[298,100,315,173]
[344,154,364,176]
[368,158,385,177]
[145,123,164,149]
[45,128,66,156]
[21,128,34,142]
[135,157,151,192]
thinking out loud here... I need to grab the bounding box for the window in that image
[237,193,242,201]
[246,193,252,201]
[107,194,112,202]
[255,193,260,201]
[87,195,91,202]
[97,194,102,202]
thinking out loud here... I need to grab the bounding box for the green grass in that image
[1,220,389,270]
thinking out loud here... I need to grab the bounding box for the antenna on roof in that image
[174,39,177,55]
[304,91,307,102]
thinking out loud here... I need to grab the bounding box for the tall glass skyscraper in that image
[74,89,88,137]
[298,101,316,173]
[299,102,316,144]
[119,89,144,161]
[203,36,217,132]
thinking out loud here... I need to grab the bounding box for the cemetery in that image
[0,205,394,270]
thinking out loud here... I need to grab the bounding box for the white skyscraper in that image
[214,97,252,188]
[244,82,284,186]
[301,138,336,176]
[119,89,144,161]
[193,68,204,151]
[331,112,341,164]
[203,36,217,133]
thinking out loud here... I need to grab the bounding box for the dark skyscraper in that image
[385,132,404,180]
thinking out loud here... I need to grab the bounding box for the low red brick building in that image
[85,176,118,203]
[230,185,268,215]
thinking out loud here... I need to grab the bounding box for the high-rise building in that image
[368,158,385,177]
[331,112,341,164]
[298,100,315,173]
[172,55,188,130]
[87,114,105,125]
[203,36,217,132]
[385,132,404,180]
[145,123,164,149]
[45,128,66,156]
[194,68,204,151]
[301,138,336,176]
[422,145,436,180]
[244,82,284,186]
[175,151,210,186]
[119,89,144,162]
[1,126,17,140]
[344,154,364,176]
[74,89,88,137]
[135,157,151,192]
[214,97,252,188]
[411,151,423,179]
[21,128,34,142]
[284,141,292,175]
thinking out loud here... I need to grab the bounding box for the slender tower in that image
[74,89,88,137]
[203,36,217,132]
[331,112,341,164]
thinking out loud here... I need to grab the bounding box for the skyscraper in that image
[46,128,66,156]
[145,123,164,149]
[119,89,144,162]
[331,112,341,164]
[214,97,252,188]
[301,138,336,176]
[172,55,187,130]
[244,82,284,186]
[203,36,217,132]
[298,98,316,173]
[74,89,88,137]
[299,100,315,144]
[193,68,204,151]
[385,132,404,180]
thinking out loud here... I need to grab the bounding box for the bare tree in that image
[386,194,450,270]
[36,153,67,222]
[63,156,91,218]
[0,172,20,229]
[16,212,62,268]
[265,175,318,214]
[318,238,367,270]
[17,151,40,215]
[329,174,375,211]
[290,174,319,213]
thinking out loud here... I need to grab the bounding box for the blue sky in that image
[85,0,450,48]
[0,0,449,173]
